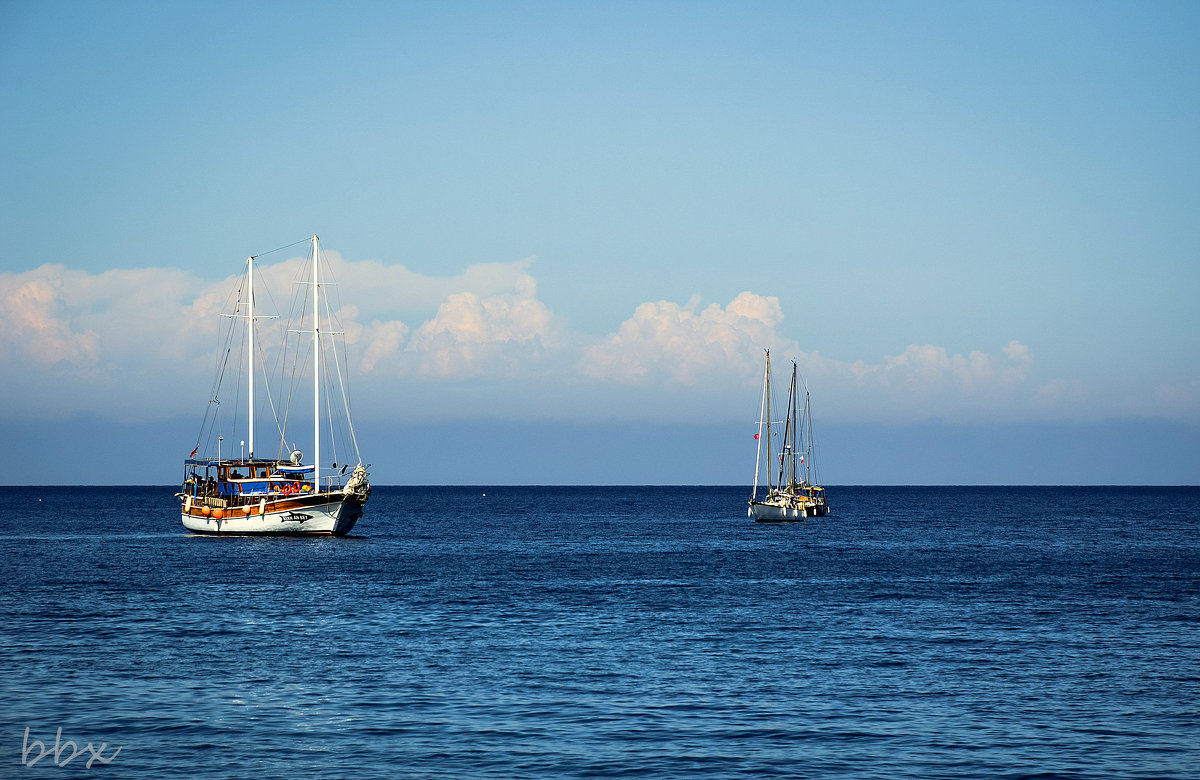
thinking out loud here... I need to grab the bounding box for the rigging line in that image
[204,347,235,453]
[320,275,362,463]
[319,302,341,468]
[286,326,313,457]
[274,254,312,459]
[241,265,287,457]
[336,332,361,463]
[311,247,344,481]
[192,320,228,452]
[279,332,306,459]
[776,373,795,488]
[245,278,288,455]
[195,286,243,452]
[322,350,339,473]
[230,319,246,453]
[206,281,242,402]
[269,285,300,461]
[256,321,287,457]
[189,245,263,469]
[227,275,253,445]
[250,237,311,260]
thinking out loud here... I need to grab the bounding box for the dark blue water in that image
[2,486,1197,778]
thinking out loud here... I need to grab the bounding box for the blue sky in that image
[1,1,1197,484]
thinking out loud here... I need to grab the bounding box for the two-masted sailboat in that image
[748,349,828,522]
[178,235,370,536]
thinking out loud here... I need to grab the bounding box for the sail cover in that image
[276,465,316,474]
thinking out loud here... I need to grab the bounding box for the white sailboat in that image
[178,235,371,536]
[748,349,828,522]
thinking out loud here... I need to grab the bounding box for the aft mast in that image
[803,390,813,486]
[788,362,799,488]
[773,361,798,492]
[311,234,321,495]
[225,255,274,460]
[752,349,770,499]
[246,256,255,459]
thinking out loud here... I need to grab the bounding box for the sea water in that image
[1,486,1197,778]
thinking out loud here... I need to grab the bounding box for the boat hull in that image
[181,492,365,536]
[749,500,829,522]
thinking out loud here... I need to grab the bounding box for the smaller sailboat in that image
[178,235,371,536]
[748,349,829,522]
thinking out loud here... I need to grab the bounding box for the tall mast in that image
[752,349,769,498]
[311,235,321,494]
[804,390,812,486]
[790,363,798,487]
[775,361,795,489]
[246,256,255,459]
[764,350,774,491]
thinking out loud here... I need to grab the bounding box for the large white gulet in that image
[748,349,829,522]
[179,235,370,535]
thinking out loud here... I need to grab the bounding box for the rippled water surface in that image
[2,486,1198,778]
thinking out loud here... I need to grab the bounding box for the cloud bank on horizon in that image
[3,250,1195,427]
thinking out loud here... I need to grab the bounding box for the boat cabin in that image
[182,457,315,504]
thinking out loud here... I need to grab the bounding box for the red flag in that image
[189,447,198,457]
[753,433,760,439]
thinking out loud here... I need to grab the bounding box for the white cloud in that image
[0,253,569,420]
[0,270,798,424]
[304,252,542,324]
[0,264,219,421]
[579,292,795,385]
[877,340,1031,391]
[331,262,567,380]
[400,276,564,379]
[574,292,1044,421]
[0,257,1191,426]
[0,270,100,369]
[358,319,410,373]
[765,339,1037,423]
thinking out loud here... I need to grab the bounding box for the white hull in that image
[748,499,828,522]
[182,494,364,536]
